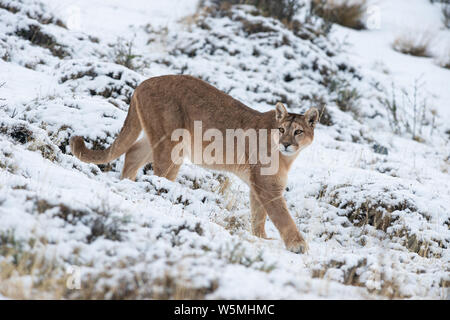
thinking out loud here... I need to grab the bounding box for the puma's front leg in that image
[250,190,268,239]
[251,184,308,254]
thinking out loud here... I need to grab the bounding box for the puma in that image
[70,75,319,253]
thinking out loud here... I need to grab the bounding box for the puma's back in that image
[138,75,265,131]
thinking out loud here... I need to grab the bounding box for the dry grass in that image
[312,0,367,30]
[213,175,239,211]
[312,258,367,287]
[311,254,418,299]
[223,215,246,233]
[66,270,218,300]
[0,252,66,299]
[0,232,67,299]
[27,139,59,162]
[435,47,450,69]
[392,32,433,57]
[151,273,218,299]
[318,183,444,258]
[0,228,211,300]
[0,251,215,300]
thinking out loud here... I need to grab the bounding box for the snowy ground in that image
[0,0,448,299]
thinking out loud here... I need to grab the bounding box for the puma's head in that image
[275,102,319,157]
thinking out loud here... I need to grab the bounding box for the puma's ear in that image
[305,107,319,128]
[275,102,287,121]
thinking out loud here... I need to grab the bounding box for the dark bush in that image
[0,1,66,27]
[204,0,301,24]
[16,24,69,58]
[429,1,450,28]
[442,2,450,28]
[0,123,33,144]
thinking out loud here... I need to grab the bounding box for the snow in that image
[0,0,449,299]
[338,0,450,120]
[45,0,198,39]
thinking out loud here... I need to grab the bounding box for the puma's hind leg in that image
[151,142,181,182]
[121,136,153,181]
[152,155,181,182]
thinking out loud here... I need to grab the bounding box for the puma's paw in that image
[286,237,309,254]
[253,230,269,239]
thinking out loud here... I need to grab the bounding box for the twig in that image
[0,82,7,108]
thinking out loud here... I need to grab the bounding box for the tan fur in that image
[70,75,319,253]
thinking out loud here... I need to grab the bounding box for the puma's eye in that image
[294,129,303,135]
[279,127,285,134]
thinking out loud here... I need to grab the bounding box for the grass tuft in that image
[392,32,433,58]
[311,0,367,30]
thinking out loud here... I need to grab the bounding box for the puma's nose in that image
[283,143,291,148]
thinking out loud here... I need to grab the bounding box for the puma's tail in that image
[70,94,142,164]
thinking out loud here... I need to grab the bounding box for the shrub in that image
[392,32,433,57]
[0,122,34,144]
[15,24,69,58]
[327,76,362,118]
[431,0,450,28]
[0,120,61,162]
[217,242,276,273]
[0,45,11,62]
[196,0,333,41]
[377,80,436,141]
[443,3,450,28]
[311,0,367,30]
[0,0,66,28]
[202,0,301,24]
[28,196,124,243]
[110,37,141,71]
[0,82,5,108]
[435,46,450,69]
[57,60,142,105]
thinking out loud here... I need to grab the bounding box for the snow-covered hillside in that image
[0,0,448,299]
